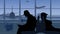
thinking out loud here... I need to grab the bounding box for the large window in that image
[0,0,60,33]
[51,0,60,28]
[36,0,50,20]
[0,0,60,28]
[5,0,19,20]
[52,0,60,20]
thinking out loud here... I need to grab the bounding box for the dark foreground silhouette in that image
[41,12,60,32]
[17,10,36,34]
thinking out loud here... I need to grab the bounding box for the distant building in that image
[9,12,15,18]
[9,7,15,18]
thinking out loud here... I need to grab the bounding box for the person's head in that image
[41,12,48,20]
[24,10,30,17]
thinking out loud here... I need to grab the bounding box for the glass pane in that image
[52,9,60,20]
[21,0,35,8]
[0,0,4,8]
[52,0,60,8]
[0,0,4,23]
[36,0,50,8]
[12,0,19,8]
[5,9,19,20]
[5,0,12,8]
[5,0,19,8]
[0,9,4,20]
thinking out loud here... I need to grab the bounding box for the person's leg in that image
[17,31,21,34]
[54,28,60,32]
[17,28,22,34]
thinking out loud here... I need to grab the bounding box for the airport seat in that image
[46,31,60,34]
[20,25,36,34]
[36,32,45,34]
[36,23,46,33]
[35,21,60,34]
[21,31,36,34]
[22,31,46,34]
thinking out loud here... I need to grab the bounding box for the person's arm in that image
[50,21,52,24]
[37,15,39,23]
[49,20,52,24]
[18,24,24,27]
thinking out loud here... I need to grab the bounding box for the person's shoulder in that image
[46,20,52,22]
[31,15,36,19]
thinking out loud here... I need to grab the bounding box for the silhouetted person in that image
[41,12,60,32]
[37,15,39,23]
[17,10,36,34]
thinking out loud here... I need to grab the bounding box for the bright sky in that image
[0,0,60,16]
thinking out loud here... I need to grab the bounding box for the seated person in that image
[41,12,60,32]
[17,10,37,34]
